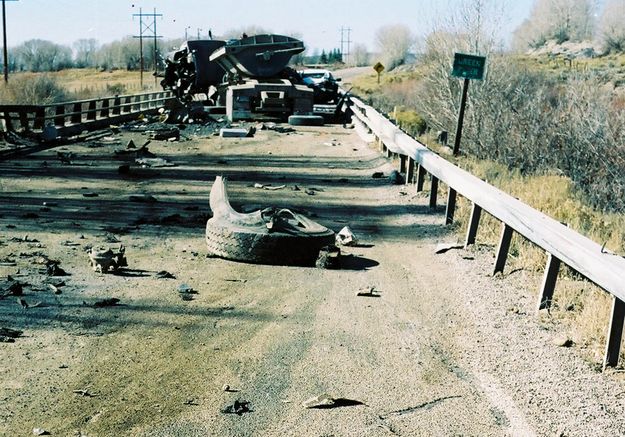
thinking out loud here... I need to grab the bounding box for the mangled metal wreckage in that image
[161,34,342,122]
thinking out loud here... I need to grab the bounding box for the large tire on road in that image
[288,115,324,126]
[206,176,335,266]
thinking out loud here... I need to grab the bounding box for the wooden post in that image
[71,103,82,124]
[464,203,482,247]
[416,164,426,192]
[386,148,393,158]
[112,96,121,116]
[604,297,625,369]
[54,105,65,128]
[100,99,110,118]
[399,154,407,174]
[33,107,45,130]
[429,176,439,209]
[453,78,470,156]
[406,157,415,184]
[537,254,561,311]
[493,223,513,275]
[445,188,457,225]
[87,101,97,121]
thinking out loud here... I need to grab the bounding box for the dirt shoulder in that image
[0,121,624,436]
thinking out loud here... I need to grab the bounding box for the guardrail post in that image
[54,106,65,127]
[493,223,513,274]
[34,107,45,130]
[123,96,132,113]
[386,148,393,159]
[100,99,110,118]
[87,101,97,121]
[112,96,121,115]
[445,189,457,225]
[19,109,30,131]
[416,164,426,192]
[429,176,439,208]
[399,154,407,174]
[71,103,82,124]
[406,157,415,184]
[464,203,482,247]
[537,254,561,311]
[604,297,625,369]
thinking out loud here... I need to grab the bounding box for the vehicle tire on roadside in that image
[288,115,324,126]
[206,218,335,266]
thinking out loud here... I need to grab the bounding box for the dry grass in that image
[2,68,160,102]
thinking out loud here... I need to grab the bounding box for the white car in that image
[298,69,339,86]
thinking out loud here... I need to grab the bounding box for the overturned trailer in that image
[161,34,340,122]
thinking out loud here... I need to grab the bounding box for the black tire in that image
[206,218,335,266]
[288,115,324,126]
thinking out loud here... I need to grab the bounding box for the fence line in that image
[350,95,625,370]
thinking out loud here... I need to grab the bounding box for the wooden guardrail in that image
[350,95,625,370]
[0,91,174,137]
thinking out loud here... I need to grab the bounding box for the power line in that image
[2,0,18,84]
[132,7,162,88]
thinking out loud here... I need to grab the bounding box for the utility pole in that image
[339,26,351,64]
[133,7,162,89]
[1,0,18,84]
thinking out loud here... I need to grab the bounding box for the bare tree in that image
[374,24,415,70]
[13,39,73,72]
[350,43,370,67]
[73,38,99,68]
[512,0,595,51]
[598,0,625,53]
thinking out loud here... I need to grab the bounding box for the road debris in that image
[220,127,254,138]
[316,245,341,269]
[389,170,404,185]
[32,428,50,436]
[222,384,238,392]
[178,283,198,301]
[155,270,176,279]
[73,389,96,397]
[357,286,381,298]
[1,278,23,297]
[336,226,358,246]
[553,334,575,348]
[302,394,365,409]
[88,246,127,273]
[221,399,252,415]
[135,157,176,168]
[129,194,158,203]
[0,327,23,342]
[372,171,384,179]
[434,242,464,254]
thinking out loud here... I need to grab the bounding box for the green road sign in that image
[452,53,486,80]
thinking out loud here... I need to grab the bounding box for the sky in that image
[2,0,538,52]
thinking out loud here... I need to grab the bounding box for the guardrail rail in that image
[0,91,174,138]
[349,94,625,370]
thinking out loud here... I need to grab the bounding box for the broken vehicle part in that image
[205,176,334,266]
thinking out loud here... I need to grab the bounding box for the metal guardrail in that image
[350,95,625,370]
[0,91,174,137]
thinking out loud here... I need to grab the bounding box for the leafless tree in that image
[13,39,73,72]
[598,0,625,53]
[512,0,595,51]
[374,24,415,70]
[350,43,370,67]
[73,38,99,68]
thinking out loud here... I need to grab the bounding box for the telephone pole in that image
[133,7,162,89]
[339,26,351,64]
[2,0,18,84]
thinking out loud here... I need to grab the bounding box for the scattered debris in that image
[45,260,68,276]
[48,284,62,294]
[91,298,120,308]
[434,242,464,254]
[73,389,96,397]
[372,171,384,179]
[32,428,50,436]
[135,157,176,168]
[221,399,252,415]
[222,384,238,392]
[88,246,127,273]
[336,226,358,247]
[254,183,286,191]
[1,279,23,297]
[82,192,99,198]
[316,245,341,269]
[155,270,176,279]
[305,189,316,196]
[220,127,254,138]
[380,396,461,419]
[357,286,381,298]
[178,283,198,295]
[553,334,575,348]
[183,398,199,406]
[17,297,29,309]
[302,394,365,409]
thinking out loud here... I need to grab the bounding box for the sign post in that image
[373,62,385,84]
[446,53,486,226]
[451,52,486,156]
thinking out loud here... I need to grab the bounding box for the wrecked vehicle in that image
[299,69,341,104]
[162,34,315,122]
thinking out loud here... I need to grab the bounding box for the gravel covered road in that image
[1,122,624,436]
